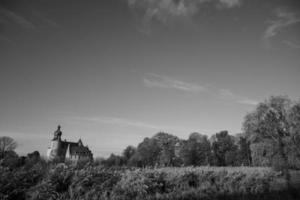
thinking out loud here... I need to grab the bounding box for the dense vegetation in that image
[101,96,300,172]
[1,161,300,200]
[1,95,300,200]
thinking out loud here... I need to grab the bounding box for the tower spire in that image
[53,125,62,140]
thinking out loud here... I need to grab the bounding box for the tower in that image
[47,125,63,161]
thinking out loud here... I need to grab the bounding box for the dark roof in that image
[70,146,91,154]
[61,140,92,156]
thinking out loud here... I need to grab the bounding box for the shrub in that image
[0,166,45,200]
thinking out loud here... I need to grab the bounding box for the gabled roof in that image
[69,145,91,155]
[62,140,92,156]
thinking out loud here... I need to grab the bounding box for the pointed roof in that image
[78,138,83,146]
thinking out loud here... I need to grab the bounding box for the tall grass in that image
[0,163,299,200]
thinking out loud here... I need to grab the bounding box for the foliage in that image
[97,96,299,169]
[243,96,300,169]
[110,166,299,200]
[1,158,300,200]
[179,132,211,166]
[212,131,239,166]
[250,141,273,167]
[126,132,180,167]
[0,162,46,200]
[152,132,180,166]
[237,136,252,166]
[122,145,136,165]
[102,154,125,167]
[0,137,17,159]
[130,137,161,167]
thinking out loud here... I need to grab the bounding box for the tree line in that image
[100,95,300,171]
[1,95,299,171]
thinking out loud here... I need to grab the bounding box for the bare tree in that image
[0,136,17,158]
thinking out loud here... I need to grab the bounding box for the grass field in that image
[1,164,300,200]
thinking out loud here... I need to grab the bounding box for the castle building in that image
[47,126,93,162]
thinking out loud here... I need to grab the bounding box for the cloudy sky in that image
[0,0,299,157]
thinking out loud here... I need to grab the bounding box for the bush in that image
[110,167,283,200]
[0,166,45,200]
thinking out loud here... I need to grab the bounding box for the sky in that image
[0,0,300,157]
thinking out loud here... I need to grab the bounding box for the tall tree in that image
[288,100,300,161]
[0,136,17,159]
[237,136,252,166]
[122,145,136,165]
[131,137,161,167]
[242,95,300,185]
[153,132,180,166]
[104,153,124,167]
[212,131,238,166]
[180,132,211,166]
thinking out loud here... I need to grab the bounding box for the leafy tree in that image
[0,136,17,159]
[242,95,300,184]
[249,141,273,166]
[288,100,300,168]
[0,150,19,168]
[127,151,143,167]
[24,151,41,169]
[128,133,180,167]
[237,136,252,166]
[122,145,136,165]
[152,132,180,166]
[212,131,238,166]
[180,132,211,166]
[130,137,161,167]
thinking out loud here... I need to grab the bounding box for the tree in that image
[288,100,300,167]
[236,136,252,166]
[131,137,161,167]
[27,151,40,162]
[242,96,300,185]
[0,150,19,168]
[211,131,238,166]
[103,153,124,167]
[0,136,17,159]
[122,145,136,165]
[127,132,180,167]
[180,132,211,166]
[153,132,180,166]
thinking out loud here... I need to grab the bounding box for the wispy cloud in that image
[263,8,300,48]
[282,40,300,49]
[143,73,257,105]
[71,116,194,133]
[0,7,58,44]
[218,0,242,8]
[143,73,206,92]
[0,8,36,29]
[31,10,58,28]
[218,89,258,105]
[127,0,242,34]
[74,116,160,130]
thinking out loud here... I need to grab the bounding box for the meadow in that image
[1,162,300,200]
